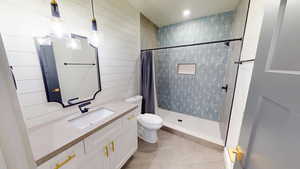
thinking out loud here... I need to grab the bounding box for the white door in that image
[0,147,7,169]
[234,0,300,169]
[0,34,36,169]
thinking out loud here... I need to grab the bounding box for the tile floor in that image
[122,130,225,169]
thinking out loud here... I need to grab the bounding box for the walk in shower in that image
[151,39,241,145]
[141,0,250,145]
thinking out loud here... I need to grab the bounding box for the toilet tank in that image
[125,96,143,114]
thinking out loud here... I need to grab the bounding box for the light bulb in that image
[51,17,65,38]
[183,10,191,17]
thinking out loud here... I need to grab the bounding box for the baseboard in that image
[161,125,224,151]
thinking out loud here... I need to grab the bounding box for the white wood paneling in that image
[7,51,40,66]
[0,0,140,128]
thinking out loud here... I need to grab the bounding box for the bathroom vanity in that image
[30,33,139,169]
[29,102,138,169]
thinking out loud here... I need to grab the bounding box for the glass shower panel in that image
[154,43,231,122]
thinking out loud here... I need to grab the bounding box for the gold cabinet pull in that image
[127,115,135,120]
[54,154,76,169]
[104,145,109,158]
[228,146,244,162]
[110,141,115,152]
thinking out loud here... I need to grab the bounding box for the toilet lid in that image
[137,113,163,125]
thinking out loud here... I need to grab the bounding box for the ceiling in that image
[128,0,241,27]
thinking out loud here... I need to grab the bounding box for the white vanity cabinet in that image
[37,108,138,169]
[82,109,138,169]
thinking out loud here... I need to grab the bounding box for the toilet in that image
[126,96,163,143]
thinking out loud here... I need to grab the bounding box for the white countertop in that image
[27,101,137,165]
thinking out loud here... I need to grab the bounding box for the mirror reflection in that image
[35,34,101,107]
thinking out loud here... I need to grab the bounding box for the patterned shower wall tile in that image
[158,11,235,47]
[155,11,234,121]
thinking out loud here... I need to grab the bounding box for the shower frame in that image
[141,38,242,52]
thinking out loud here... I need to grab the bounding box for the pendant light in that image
[90,0,99,46]
[50,0,65,38]
[51,0,60,17]
[91,0,98,31]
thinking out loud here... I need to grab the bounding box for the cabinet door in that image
[107,134,122,169]
[115,111,138,169]
[80,141,110,169]
[123,111,138,156]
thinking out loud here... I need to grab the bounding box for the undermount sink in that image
[69,108,115,129]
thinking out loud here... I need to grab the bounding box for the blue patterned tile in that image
[154,11,234,121]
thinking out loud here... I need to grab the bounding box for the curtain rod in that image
[141,38,243,52]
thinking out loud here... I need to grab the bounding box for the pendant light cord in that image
[91,0,96,19]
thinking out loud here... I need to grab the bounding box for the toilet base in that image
[138,125,159,143]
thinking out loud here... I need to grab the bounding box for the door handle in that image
[104,145,109,158]
[228,146,244,162]
[221,84,228,93]
[110,141,115,152]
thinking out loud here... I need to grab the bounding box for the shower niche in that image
[177,63,196,75]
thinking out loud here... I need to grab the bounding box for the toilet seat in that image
[137,113,163,129]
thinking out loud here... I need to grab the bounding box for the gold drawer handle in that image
[104,145,109,158]
[110,141,115,152]
[127,115,135,120]
[54,154,76,169]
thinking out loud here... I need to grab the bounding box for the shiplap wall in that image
[0,0,140,128]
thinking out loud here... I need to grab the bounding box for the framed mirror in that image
[35,34,101,107]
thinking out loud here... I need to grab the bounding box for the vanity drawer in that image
[37,142,84,169]
[84,118,122,153]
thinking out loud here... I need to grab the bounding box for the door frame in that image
[224,0,253,146]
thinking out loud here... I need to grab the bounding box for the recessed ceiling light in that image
[183,10,191,17]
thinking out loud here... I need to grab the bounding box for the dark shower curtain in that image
[140,51,155,114]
